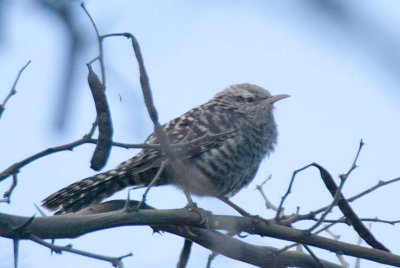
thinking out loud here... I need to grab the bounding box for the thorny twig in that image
[29,234,132,267]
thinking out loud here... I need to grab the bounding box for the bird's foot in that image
[185,202,212,228]
[248,214,272,225]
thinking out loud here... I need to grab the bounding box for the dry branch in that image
[0,60,31,119]
[0,202,399,267]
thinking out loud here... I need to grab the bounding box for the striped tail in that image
[42,168,157,213]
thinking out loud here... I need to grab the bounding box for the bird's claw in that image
[185,202,212,228]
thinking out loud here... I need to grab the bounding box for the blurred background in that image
[1,1,400,267]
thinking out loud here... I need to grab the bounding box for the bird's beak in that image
[262,94,290,104]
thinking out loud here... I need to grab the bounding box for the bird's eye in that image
[235,96,254,102]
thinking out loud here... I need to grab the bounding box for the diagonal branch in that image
[312,163,389,252]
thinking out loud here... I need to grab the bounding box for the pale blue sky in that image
[1,1,400,267]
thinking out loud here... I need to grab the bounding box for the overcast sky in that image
[1,1,400,267]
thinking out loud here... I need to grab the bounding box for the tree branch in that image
[0,203,399,267]
[0,60,31,120]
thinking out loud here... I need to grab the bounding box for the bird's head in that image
[214,83,289,119]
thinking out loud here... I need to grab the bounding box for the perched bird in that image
[42,83,289,213]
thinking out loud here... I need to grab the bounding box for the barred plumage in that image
[42,83,289,213]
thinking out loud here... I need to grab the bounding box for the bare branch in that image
[136,160,168,210]
[0,60,31,119]
[303,245,327,268]
[217,196,252,217]
[347,177,400,203]
[278,219,343,254]
[81,3,106,87]
[306,177,347,233]
[276,163,314,220]
[0,205,399,267]
[322,217,400,226]
[0,174,18,204]
[307,176,400,219]
[255,175,279,212]
[29,234,132,267]
[100,32,189,192]
[0,136,145,183]
[340,139,364,181]
[206,251,218,268]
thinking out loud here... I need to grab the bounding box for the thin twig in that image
[340,139,364,181]
[307,176,400,217]
[81,5,116,170]
[0,60,31,119]
[217,196,251,217]
[81,3,106,87]
[278,218,343,253]
[318,217,400,226]
[34,204,47,217]
[336,253,349,268]
[0,174,18,204]
[29,234,132,267]
[101,32,189,190]
[275,163,314,220]
[347,177,400,203]
[135,160,168,210]
[0,136,147,183]
[306,178,347,233]
[206,251,218,268]
[255,175,279,212]
[303,245,326,268]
